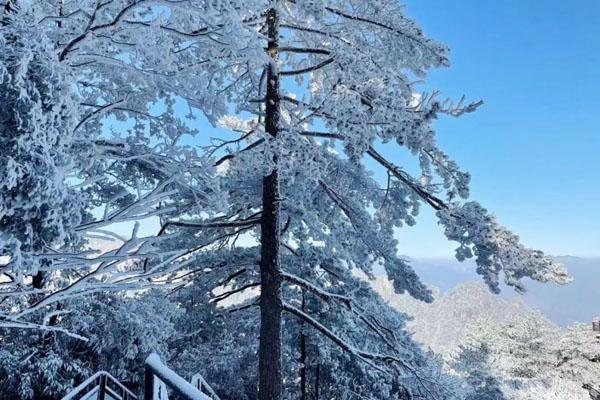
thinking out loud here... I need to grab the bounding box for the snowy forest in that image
[0,1,597,399]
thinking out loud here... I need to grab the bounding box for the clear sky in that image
[393,0,600,258]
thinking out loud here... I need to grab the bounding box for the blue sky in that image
[393,0,600,258]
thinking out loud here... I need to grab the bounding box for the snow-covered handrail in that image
[61,370,138,400]
[144,353,212,400]
[190,372,221,400]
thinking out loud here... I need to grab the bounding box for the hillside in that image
[393,256,600,327]
[374,279,536,354]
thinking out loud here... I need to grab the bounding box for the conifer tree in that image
[1,2,572,399]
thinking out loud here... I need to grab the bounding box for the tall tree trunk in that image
[314,360,320,400]
[32,271,45,290]
[299,292,307,400]
[259,4,282,400]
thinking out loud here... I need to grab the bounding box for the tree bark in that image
[259,4,282,400]
[314,360,320,400]
[32,271,44,290]
[299,292,307,400]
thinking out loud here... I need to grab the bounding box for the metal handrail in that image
[144,353,211,400]
[61,371,138,400]
[62,354,220,400]
[190,372,221,400]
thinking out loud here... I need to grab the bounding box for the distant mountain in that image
[86,237,124,250]
[374,279,535,354]
[518,256,600,327]
[387,256,600,328]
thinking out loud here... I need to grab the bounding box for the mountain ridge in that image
[385,256,600,327]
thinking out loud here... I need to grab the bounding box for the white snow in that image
[145,353,212,400]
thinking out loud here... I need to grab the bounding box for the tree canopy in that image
[0,1,572,399]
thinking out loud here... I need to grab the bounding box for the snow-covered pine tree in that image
[1,1,572,399]
[556,323,600,396]
[169,255,465,400]
[0,1,94,345]
[451,312,600,400]
[0,0,213,331]
[450,340,507,400]
[96,2,568,398]
[0,5,202,397]
[0,0,84,296]
[452,312,557,399]
[0,290,178,400]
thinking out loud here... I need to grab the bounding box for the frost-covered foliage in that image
[451,341,507,400]
[437,202,570,293]
[452,311,559,380]
[0,291,178,400]
[169,270,465,400]
[167,274,260,400]
[556,324,600,393]
[379,279,600,399]
[0,1,219,332]
[1,0,567,300]
[450,313,600,400]
[288,284,464,400]
[0,6,84,278]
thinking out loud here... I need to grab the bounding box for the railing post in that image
[98,375,106,400]
[145,365,154,400]
[146,353,213,400]
[123,384,130,400]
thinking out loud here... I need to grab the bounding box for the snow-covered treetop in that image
[1,3,570,383]
[0,7,84,280]
[0,0,567,292]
